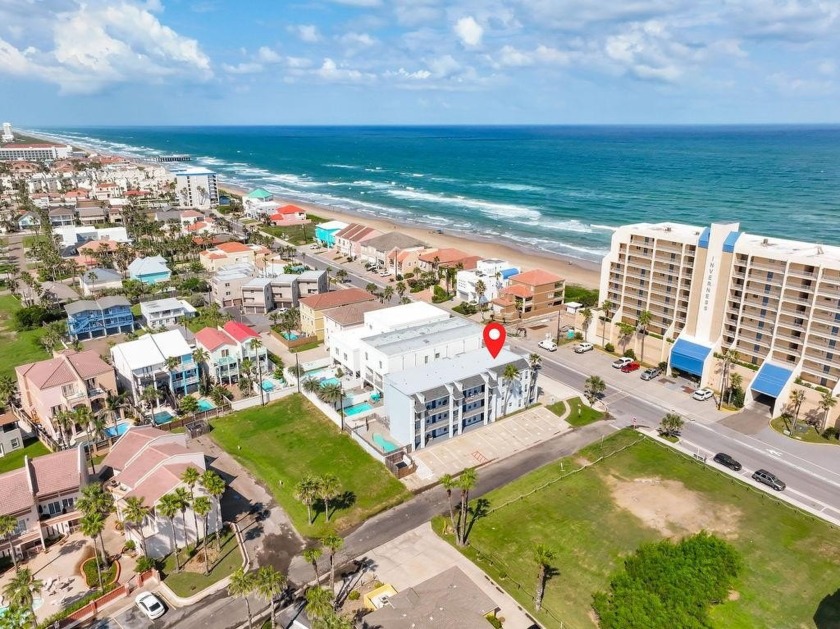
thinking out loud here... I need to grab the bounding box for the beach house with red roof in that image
[199,241,272,272]
[417,248,481,272]
[0,446,89,562]
[334,223,383,259]
[194,321,268,383]
[299,288,378,340]
[15,350,117,446]
[102,427,221,558]
[269,204,309,226]
[491,269,566,320]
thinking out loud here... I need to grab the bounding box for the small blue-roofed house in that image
[245,188,274,202]
[314,221,348,247]
[128,256,171,285]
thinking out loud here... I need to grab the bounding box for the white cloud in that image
[603,20,696,82]
[292,25,322,44]
[496,44,573,67]
[328,0,382,6]
[222,62,263,74]
[0,0,211,94]
[257,46,282,63]
[338,32,377,47]
[454,16,483,47]
[316,58,375,83]
[817,60,836,76]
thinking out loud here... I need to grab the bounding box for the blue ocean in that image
[33,126,840,262]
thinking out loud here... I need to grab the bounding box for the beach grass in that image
[437,430,840,628]
[209,394,409,537]
[547,396,604,427]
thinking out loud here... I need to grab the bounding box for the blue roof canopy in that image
[723,230,742,253]
[698,227,711,249]
[670,338,713,377]
[751,362,793,398]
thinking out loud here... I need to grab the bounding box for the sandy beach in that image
[219,182,602,289]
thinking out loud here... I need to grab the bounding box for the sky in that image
[0,0,838,126]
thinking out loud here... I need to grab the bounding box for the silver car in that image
[640,367,661,381]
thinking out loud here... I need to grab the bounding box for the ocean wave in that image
[536,219,594,234]
[346,180,395,191]
[264,173,320,188]
[481,182,545,193]
[324,163,358,170]
[386,189,541,221]
[590,223,618,232]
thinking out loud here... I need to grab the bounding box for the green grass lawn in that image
[547,396,604,427]
[210,394,409,537]
[438,429,840,629]
[770,415,838,446]
[261,213,327,246]
[0,294,50,378]
[161,530,242,597]
[0,439,50,473]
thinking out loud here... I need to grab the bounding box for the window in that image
[10,438,20,449]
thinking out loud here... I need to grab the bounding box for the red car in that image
[620,362,641,373]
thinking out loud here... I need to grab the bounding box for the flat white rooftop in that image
[111,329,192,369]
[364,302,449,331]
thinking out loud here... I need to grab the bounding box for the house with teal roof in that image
[245,188,274,202]
[128,255,171,285]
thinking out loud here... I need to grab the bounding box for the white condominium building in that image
[456,259,520,304]
[175,168,219,209]
[0,143,73,160]
[601,221,840,409]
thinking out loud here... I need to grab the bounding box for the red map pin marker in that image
[483,322,506,358]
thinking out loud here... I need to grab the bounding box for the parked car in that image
[692,387,714,401]
[752,469,785,491]
[379,270,391,277]
[620,361,641,373]
[310,244,320,250]
[574,342,594,354]
[612,357,633,369]
[538,339,558,352]
[136,593,166,620]
[713,452,742,471]
[640,367,661,381]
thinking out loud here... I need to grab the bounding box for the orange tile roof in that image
[510,268,564,286]
[502,285,533,298]
[275,204,305,215]
[418,248,471,264]
[216,241,251,253]
[299,288,377,311]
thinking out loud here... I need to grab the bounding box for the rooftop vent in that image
[762,238,769,246]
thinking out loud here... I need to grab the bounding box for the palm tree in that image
[302,378,321,394]
[157,493,183,571]
[181,466,202,544]
[255,565,287,629]
[52,409,73,447]
[395,280,406,299]
[616,321,635,353]
[502,364,520,417]
[457,468,477,546]
[3,567,43,629]
[164,355,181,397]
[192,496,213,574]
[102,390,128,427]
[192,348,210,389]
[122,496,151,557]
[637,310,652,362]
[141,385,159,414]
[295,476,319,525]
[318,382,345,431]
[600,299,614,346]
[228,568,257,629]
[533,544,555,611]
[789,389,806,433]
[728,372,743,404]
[0,514,20,571]
[305,586,334,622]
[250,338,265,406]
[172,486,193,548]
[580,307,593,342]
[80,512,106,591]
[382,285,394,303]
[819,391,837,431]
[0,375,18,409]
[440,473,458,538]
[584,375,606,405]
[317,475,341,523]
[303,547,323,584]
[179,394,200,419]
[200,470,226,550]
[321,533,344,595]
[365,282,378,295]
[718,349,740,409]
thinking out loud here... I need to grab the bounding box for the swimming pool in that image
[261,380,275,392]
[104,422,129,438]
[153,410,174,425]
[282,332,300,341]
[320,377,341,387]
[373,433,399,453]
[197,398,215,412]
[344,402,373,416]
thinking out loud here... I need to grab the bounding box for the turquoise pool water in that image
[370,392,382,402]
[282,332,300,340]
[153,410,174,425]
[345,402,373,416]
[320,377,340,387]
[373,433,399,453]
[197,398,215,412]
[104,422,129,438]
[261,380,275,391]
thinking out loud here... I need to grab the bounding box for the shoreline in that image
[20,128,603,289]
[220,181,602,289]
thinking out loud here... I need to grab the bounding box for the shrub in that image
[574,331,584,340]
[38,583,119,628]
[123,540,136,552]
[593,532,741,629]
[726,386,745,409]
[135,555,157,573]
[823,426,839,440]
[403,272,415,279]
[564,284,599,307]
[604,343,615,353]
[14,306,63,330]
[658,361,668,372]
[348,590,361,601]
[622,349,637,360]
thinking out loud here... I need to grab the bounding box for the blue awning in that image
[670,338,713,377]
[751,362,793,398]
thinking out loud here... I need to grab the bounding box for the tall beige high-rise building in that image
[600,222,840,410]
